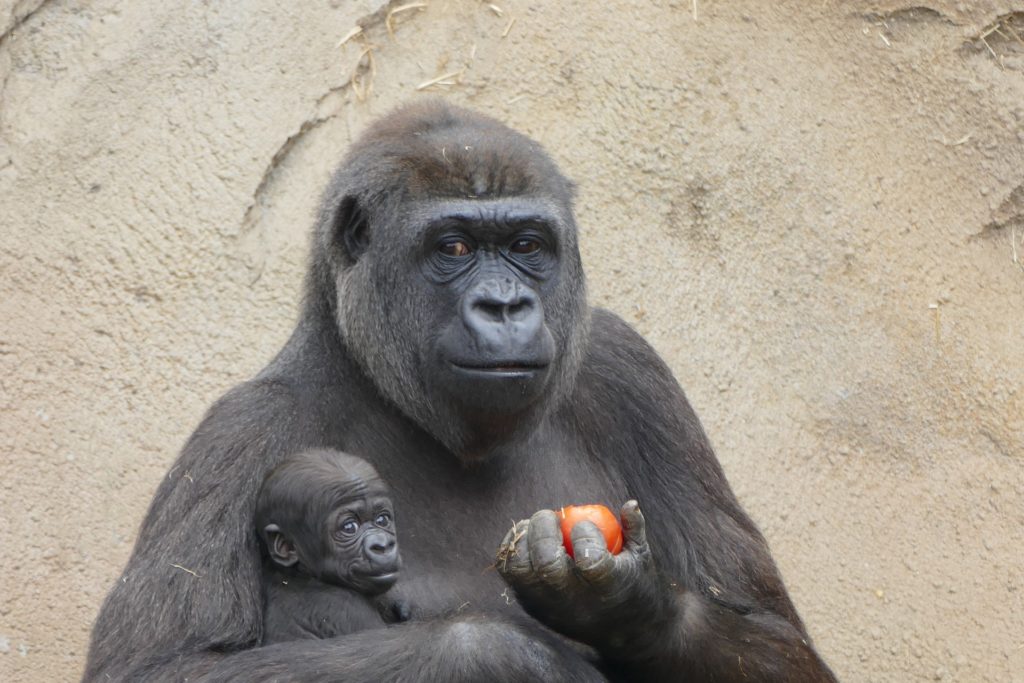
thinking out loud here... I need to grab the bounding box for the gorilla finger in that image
[527,509,570,584]
[497,520,532,578]
[620,500,649,552]
[497,519,529,552]
[570,521,615,583]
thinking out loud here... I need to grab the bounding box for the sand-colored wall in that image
[1,1,1022,680]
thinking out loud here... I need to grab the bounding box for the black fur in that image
[260,568,391,646]
[83,101,836,682]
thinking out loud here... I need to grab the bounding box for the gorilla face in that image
[418,198,560,418]
[256,449,401,597]
[324,105,590,460]
[318,494,399,596]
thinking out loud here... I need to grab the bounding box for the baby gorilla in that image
[255,448,404,644]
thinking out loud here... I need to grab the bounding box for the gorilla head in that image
[255,449,400,596]
[308,101,590,459]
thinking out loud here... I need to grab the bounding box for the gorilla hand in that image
[496,501,679,660]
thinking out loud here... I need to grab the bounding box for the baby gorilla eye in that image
[509,238,541,255]
[374,512,392,527]
[439,239,472,257]
[339,518,359,535]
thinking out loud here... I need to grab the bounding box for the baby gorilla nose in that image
[365,530,398,568]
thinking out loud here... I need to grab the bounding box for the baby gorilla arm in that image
[261,571,388,644]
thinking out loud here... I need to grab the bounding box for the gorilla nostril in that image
[472,300,507,323]
[369,537,395,555]
[506,299,534,321]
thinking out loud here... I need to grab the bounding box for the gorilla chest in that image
[356,429,621,617]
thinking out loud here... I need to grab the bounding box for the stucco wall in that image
[1,1,1022,680]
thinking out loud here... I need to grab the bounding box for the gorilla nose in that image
[366,532,398,565]
[462,280,542,352]
[468,281,536,323]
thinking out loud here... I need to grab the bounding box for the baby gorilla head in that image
[255,449,400,596]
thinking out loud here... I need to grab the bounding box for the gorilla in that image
[256,449,405,645]
[83,100,836,681]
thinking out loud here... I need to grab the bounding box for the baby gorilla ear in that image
[263,524,299,568]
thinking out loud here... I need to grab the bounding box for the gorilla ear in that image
[263,524,299,568]
[333,195,370,264]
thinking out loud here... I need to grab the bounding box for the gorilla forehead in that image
[344,100,575,203]
[401,196,570,241]
[263,449,386,510]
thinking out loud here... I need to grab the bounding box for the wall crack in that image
[0,0,52,51]
[238,0,414,235]
[238,85,349,234]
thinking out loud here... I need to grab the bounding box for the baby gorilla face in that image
[319,493,400,595]
[255,449,402,597]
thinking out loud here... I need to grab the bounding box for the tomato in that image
[558,504,624,558]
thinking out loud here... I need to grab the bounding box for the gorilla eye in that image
[339,519,359,535]
[509,238,542,255]
[439,239,472,257]
[375,512,392,527]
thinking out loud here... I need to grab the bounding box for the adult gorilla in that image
[83,101,836,681]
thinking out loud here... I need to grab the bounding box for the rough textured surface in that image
[1,1,1022,681]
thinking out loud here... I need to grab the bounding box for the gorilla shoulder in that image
[577,307,684,402]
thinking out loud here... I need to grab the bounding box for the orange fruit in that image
[557,504,624,558]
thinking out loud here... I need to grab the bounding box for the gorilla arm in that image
[81,380,304,681]
[497,310,837,682]
[192,616,605,683]
[498,505,833,682]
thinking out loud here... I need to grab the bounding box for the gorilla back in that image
[83,101,835,682]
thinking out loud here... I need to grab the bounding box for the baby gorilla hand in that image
[496,501,673,657]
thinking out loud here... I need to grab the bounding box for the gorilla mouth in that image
[351,569,399,593]
[450,362,550,375]
[362,571,398,584]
